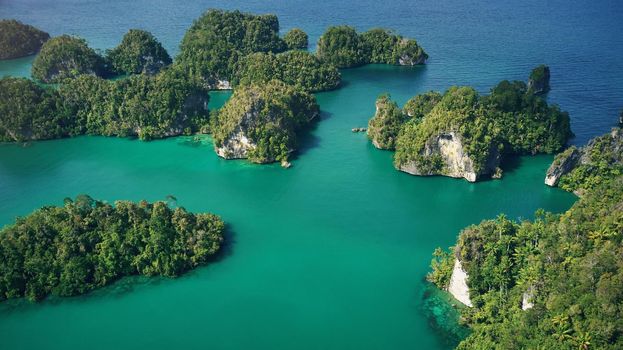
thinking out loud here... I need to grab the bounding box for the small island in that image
[32,34,108,83]
[211,80,319,165]
[427,171,623,349]
[0,195,225,301]
[316,26,428,68]
[0,19,50,60]
[545,127,622,195]
[367,67,572,181]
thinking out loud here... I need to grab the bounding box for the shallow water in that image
[0,0,620,349]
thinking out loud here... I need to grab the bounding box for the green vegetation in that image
[177,9,287,85]
[0,68,209,142]
[283,28,308,49]
[211,80,319,163]
[367,68,572,179]
[528,64,550,94]
[316,26,368,68]
[556,129,623,193]
[0,19,50,60]
[316,26,427,68]
[0,77,67,142]
[106,29,171,75]
[428,176,623,349]
[233,50,340,92]
[31,35,107,83]
[0,195,224,301]
[366,94,408,150]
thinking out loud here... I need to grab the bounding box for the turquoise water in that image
[0,0,620,349]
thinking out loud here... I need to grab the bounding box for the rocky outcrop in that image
[447,259,472,307]
[528,65,550,95]
[216,80,232,90]
[544,147,581,186]
[398,132,500,182]
[398,54,426,66]
[545,128,623,188]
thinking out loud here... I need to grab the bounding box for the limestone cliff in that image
[528,65,550,95]
[397,131,500,182]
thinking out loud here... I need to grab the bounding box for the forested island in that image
[0,69,209,142]
[367,66,572,181]
[0,195,225,301]
[0,19,50,60]
[211,80,319,165]
[428,157,623,349]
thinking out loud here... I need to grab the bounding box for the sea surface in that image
[0,1,621,349]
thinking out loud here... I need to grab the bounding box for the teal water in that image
[1,0,619,349]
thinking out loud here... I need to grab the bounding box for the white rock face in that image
[522,286,535,310]
[399,132,499,182]
[447,259,473,307]
[215,128,257,160]
[216,80,232,90]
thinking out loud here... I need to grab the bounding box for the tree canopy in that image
[0,195,225,301]
[106,29,172,75]
[31,35,107,83]
[283,28,308,49]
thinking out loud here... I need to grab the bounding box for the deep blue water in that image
[2,0,622,144]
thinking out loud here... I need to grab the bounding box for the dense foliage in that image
[366,94,408,150]
[528,64,550,94]
[0,78,67,142]
[233,51,341,92]
[0,19,50,60]
[556,129,623,193]
[0,68,209,142]
[367,69,572,178]
[0,195,225,301]
[283,28,308,49]
[31,35,107,83]
[211,80,319,163]
[177,9,287,85]
[428,176,623,349]
[106,29,172,75]
[316,26,427,68]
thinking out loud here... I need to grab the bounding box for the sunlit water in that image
[1,0,621,349]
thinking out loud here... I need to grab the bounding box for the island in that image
[0,19,50,60]
[0,195,225,301]
[545,127,622,195]
[211,80,319,166]
[427,169,623,349]
[31,34,108,83]
[106,29,172,75]
[528,64,551,95]
[367,68,572,181]
[316,26,428,68]
[0,67,209,142]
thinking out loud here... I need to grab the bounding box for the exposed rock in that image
[398,54,426,66]
[281,160,292,168]
[447,259,472,307]
[216,126,258,160]
[545,128,623,188]
[522,286,535,310]
[216,80,232,90]
[398,132,500,182]
[528,65,550,95]
[352,127,367,132]
[544,147,581,186]
[141,56,169,76]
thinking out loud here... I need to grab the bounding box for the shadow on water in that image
[290,110,332,160]
[499,154,524,174]
[0,224,237,314]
